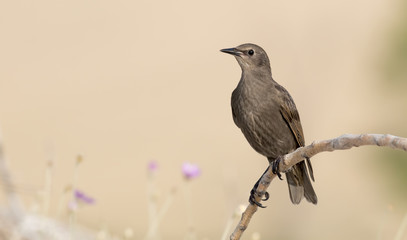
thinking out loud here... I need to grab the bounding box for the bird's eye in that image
[248,49,254,56]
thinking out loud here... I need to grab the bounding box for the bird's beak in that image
[220,48,241,56]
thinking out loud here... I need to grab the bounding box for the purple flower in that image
[74,189,95,205]
[182,162,201,180]
[147,160,158,172]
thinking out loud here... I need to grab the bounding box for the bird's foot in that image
[272,156,283,180]
[249,178,269,208]
[249,189,268,208]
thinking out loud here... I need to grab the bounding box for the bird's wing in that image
[277,86,305,147]
[278,85,315,181]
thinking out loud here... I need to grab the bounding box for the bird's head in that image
[220,43,271,74]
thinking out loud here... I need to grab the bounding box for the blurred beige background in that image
[1,0,407,239]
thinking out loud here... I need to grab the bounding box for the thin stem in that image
[145,188,176,240]
[184,180,196,240]
[145,170,159,240]
[43,154,54,216]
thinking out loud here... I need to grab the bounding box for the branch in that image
[230,134,407,240]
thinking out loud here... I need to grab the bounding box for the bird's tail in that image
[285,159,317,204]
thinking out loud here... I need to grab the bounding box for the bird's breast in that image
[231,86,297,158]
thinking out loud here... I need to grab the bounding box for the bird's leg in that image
[249,166,270,208]
[271,156,283,180]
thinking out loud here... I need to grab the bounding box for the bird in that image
[220,43,317,206]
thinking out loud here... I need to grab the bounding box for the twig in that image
[230,134,407,240]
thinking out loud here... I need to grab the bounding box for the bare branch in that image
[230,134,407,240]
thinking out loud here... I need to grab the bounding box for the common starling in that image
[221,43,317,206]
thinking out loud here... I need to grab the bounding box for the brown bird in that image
[221,43,317,206]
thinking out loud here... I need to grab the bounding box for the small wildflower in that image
[182,162,201,180]
[74,189,95,205]
[147,160,158,172]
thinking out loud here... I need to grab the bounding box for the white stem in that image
[183,180,196,240]
[42,157,54,216]
[147,188,176,240]
[146,172,158,239]
[69,155,82,239]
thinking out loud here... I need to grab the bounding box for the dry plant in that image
[0,131,121,240]
[0,128,202,240]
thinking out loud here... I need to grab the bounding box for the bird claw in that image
[248,166,272,208]
[249,180,269,208]
[272,157,283,180]
[249,188,266,208]
[263,191,269,201]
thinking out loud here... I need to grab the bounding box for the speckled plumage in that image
[222,43,317,204]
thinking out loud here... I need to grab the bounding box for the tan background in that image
[1,0,407,239]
